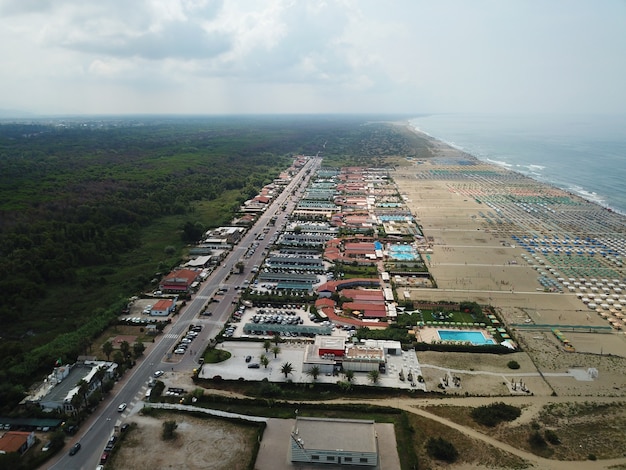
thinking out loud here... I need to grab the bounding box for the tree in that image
[271,345,281,359]
[120,340,130,358]
[260,354,269,369]
[367,369,380,385]
[94,366,107,393]
[102,340,113,360]
[162,420,178,440]
[273,333,281,345]
[112,350,124,366]
[305,365,320,382]
[344,370,355,383]
[280,362,293,379]
[426,437,458,462]
[263,339,271,352]
[77,379,90,408]
[133,341,146,358]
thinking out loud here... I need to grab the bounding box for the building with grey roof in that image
[290,417,378,466]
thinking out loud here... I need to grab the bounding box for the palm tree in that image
[260,354,269,369]
[271,345,281,359]
[263,339,271,352]
[344,369,355,383]
[367,369,380,385]
[102,340,113,361]
[280,362,293,379]
[120,340,130,358]
[273,333,281,345]
[94,366,107,394]
[305,365,320,382]
[77,379,90,408]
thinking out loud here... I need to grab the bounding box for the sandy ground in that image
[109,412,258,470]
[106,130,626,470]
[392,134,626,400]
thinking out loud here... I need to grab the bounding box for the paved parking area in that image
[198,341,427,391]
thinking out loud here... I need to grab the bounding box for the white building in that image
[290,417,378,467]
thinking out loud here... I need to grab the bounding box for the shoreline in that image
[391,121,626,398]
[400,118,626,216]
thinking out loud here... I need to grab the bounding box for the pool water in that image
[437,330,495,345]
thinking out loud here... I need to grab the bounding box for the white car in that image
[154,370,164,377]
[117,403,127,412]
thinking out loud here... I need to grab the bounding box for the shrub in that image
[162,420,178,440]
[471,402,521,427]
[507,360,520,369]
[528,430,547,449]
[425,437,458,462]
[544,429,561,445]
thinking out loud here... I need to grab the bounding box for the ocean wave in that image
[484,158,513,168]
[568,185,606,205]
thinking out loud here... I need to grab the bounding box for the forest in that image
[0,114,431,410]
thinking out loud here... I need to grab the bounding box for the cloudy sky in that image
[1,0,625,115]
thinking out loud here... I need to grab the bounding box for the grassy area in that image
[203,348,232,363]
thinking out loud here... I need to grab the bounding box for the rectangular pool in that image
[437,330,495,345]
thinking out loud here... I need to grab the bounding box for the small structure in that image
[159,269,199,294]
[290,417,378,467]
[0,431,35,455]
[150,298,175,316]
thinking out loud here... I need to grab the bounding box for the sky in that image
[1,0,625,116]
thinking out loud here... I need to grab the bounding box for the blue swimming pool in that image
[437,330,495,345]
[389,244,419,260]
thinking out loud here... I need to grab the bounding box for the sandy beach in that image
[392,127,626,398]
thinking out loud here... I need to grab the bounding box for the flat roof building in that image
[290,417,378,467]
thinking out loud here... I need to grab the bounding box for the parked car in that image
[41,441,52,452]
[247,363,260,369]
[154,370,164,377]
[245,355,252,363]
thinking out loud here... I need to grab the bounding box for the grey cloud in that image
[65,21,232,61]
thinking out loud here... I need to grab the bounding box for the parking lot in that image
[199,340,427,391]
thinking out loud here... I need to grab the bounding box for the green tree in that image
[77,379,90,408]
[133,341,146,358]
[344,370,355,383]
[426,437,458,462]
[94,366,107,394]
[162,420,178,440]
[102,340,113,360]
[273,333,281,345]
[260,354,269,369]
[120,340,130,358]
[305,365,320,382]
[263,339,271,352]
[271,345,281,359]
[280,362,293,379]
[367,369,380,384]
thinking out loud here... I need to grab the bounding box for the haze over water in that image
[409,114,626,215]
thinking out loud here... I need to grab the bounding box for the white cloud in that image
[0,0,624,114]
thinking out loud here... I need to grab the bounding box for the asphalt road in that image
[47,156,320,470]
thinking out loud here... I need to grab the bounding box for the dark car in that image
[245,355,252,363]
[247,363,260,369]
[69,442,81,456]
[121,423,130,432]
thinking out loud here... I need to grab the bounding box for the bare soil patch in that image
[109,412,258,470]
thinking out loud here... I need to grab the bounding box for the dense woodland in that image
[0,114,431,411]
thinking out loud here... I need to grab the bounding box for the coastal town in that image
[6,126,623,470]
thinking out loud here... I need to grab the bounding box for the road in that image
[47,156,320,470]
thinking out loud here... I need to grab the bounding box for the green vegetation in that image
[162,419,178,440]
[203,348,232,363]
[425,436,459,462]
[470,402,522,427]
[0,115,430,412]
[507,360,521,369]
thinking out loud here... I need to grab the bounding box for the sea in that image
[408,114,626,216]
